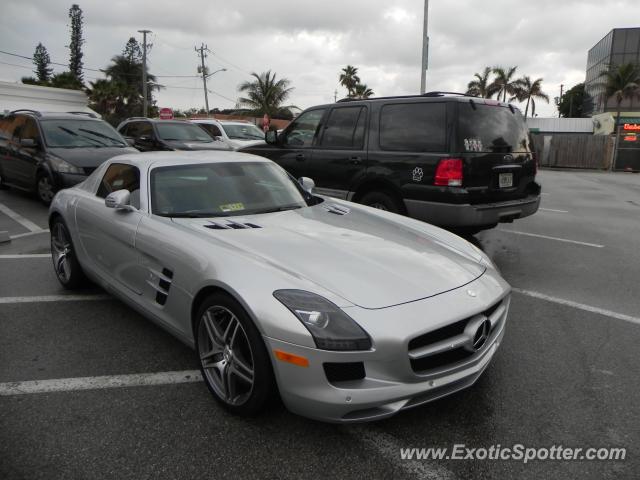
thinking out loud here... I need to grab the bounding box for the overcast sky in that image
[1,0,639,117]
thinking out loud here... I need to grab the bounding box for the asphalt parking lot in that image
[1,169,639,480]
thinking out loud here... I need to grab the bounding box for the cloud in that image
[1,0,640,117]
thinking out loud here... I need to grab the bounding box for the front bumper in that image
[405,194,541,227]
[266,271,510,423]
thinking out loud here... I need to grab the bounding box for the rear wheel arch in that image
[352,179,407,214]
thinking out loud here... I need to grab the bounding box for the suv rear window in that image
[457,103,530,153]
[379,103,446,152]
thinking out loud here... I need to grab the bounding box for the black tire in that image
[50,217,87,289]
[0,168,9,190]
[36,171,56,205]
[359,190,405,214]
[195,292,275,416]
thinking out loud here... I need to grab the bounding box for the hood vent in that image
[323,204,351,216]
[205,221,262,230]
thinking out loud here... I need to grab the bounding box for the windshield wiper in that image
[251,204,303,214]
[78,128,126,146]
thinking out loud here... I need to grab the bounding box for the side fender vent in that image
[148,267,174,306]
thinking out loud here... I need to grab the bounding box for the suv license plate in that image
[499,172,513,188]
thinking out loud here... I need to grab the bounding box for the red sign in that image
[623,123,640,131]
[159,107,173,120]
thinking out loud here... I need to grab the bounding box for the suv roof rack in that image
[336,92,479,103]
[10,109,42,117]
[123,117,150,121]
[423,91,477,98]
[67,111,98,118]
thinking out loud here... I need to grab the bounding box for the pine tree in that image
[33,43,53,83]
[122,37,143,63]
[68,4,84,82]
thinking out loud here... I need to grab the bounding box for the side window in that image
[138,122,154,138]
[320,106,366,149]
[283,109,325,148]
[0,117,17,141]
[20,118,41,143]
[123,122,138,138]
[200,124,222,137]
[379,103,447,152]
[96,163,141,206]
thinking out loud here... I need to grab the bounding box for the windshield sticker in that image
[464,138,484,152]
[412,167,424,182]
[220,203,245,212]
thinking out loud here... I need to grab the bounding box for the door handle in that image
[349,156,362,165]
[295,153,305,162]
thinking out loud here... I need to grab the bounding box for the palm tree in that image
[353,83,374,99]
[339,65,360,98]
[511,76,549,118]
[596,63,640,168]
[491,66,519,102]
[466,67,497,98]
[237,71,296,118]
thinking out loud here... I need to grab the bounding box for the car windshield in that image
[151,162,308,217]
[221,123,265,140]
[40,119,128,148]
[156,122,214,142]
[457,103,531,153]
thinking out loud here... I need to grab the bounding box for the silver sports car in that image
[49,151,511,423]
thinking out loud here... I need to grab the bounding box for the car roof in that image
[308,93,513,110]
[107,150,272,169]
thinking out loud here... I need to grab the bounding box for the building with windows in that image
[584,28,640,115]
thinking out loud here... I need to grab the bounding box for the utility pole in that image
[138,29,152,117]
[195,43,211,117]
[420,0,429,94]
[558,84,564,118]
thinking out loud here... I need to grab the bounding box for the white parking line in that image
[10,229,49,240]
[497,229,604,248]
[350,426,453,480]
[513,288,640,326]
[539,208,569,213]
[0,203,43,233]
[0,254,51,259]
[0,370,202,396]
[0,294,110,304]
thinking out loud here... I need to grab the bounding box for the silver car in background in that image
[49,151,510,422]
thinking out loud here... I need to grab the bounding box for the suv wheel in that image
[36,172,55,205]
[359,191,405,214]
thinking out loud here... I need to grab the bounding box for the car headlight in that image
[49,156,83,174]
[273,290,371,351]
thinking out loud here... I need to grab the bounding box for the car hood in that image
[48,146,138,167]
[172,203,486,309]
[166,140,230,151]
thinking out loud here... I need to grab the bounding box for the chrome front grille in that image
[408,298,507,375]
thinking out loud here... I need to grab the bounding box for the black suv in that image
[117,117,230,152]
[0,110,138,204]
[242,93,541,232]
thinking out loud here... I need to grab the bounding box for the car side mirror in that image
[138,135,154,144]
[265,130,278,145]
[105,189,135,211]
[298,177,315,193]
[20,138,38,149]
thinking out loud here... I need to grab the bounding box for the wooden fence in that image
[531,133,614,170]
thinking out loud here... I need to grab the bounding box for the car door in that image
[242,108,327,179]
[308,105,368,199]
[0,115,18,184]
[12,116,45,188]
[75,162,146,294]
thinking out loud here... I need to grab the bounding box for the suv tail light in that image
[434,158,463,187]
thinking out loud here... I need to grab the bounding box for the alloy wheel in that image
[198,306,255,406]
[37,176,54,204]
[51,222,72,283]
